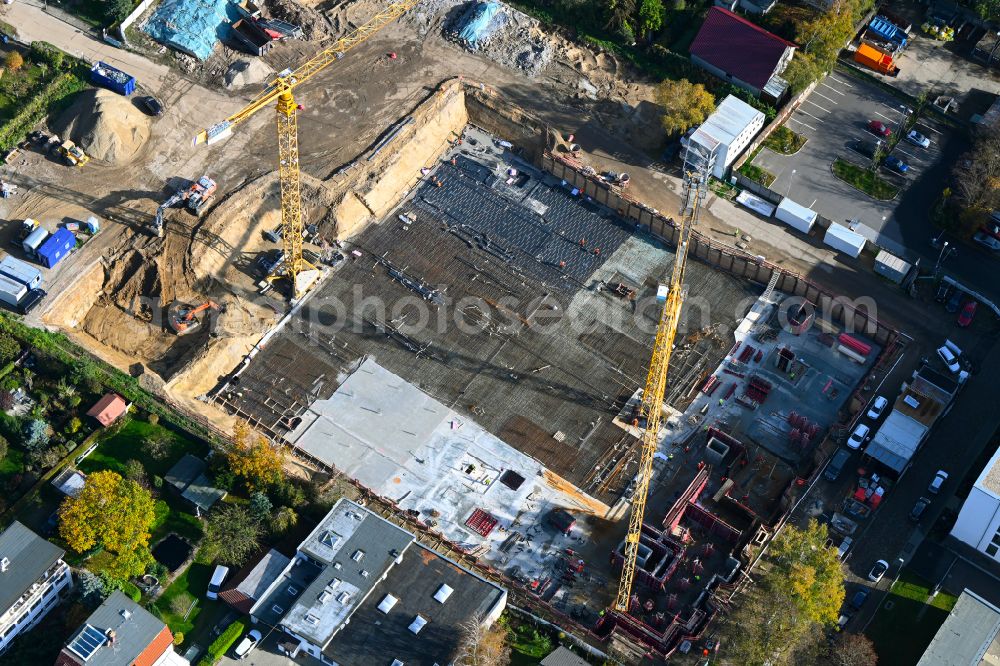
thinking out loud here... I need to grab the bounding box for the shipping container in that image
[0,274,27,307]
[0,255,42,289]
[37,228,76,268]
[90,62,137,96]
[22,227,49,256]
[854,43,898,75]
[868,16,907,46]
[231,18,273,56]
[874,250,911,284]
[824,223,867,257]
[774,197,817,234]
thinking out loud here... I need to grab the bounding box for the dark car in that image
[946,289,964,313]
[868,120,892,138]
[909,497,931,523]
[958,300,977,327]
[18,289,46,315]
[850,589,870,610]
[883,155,909,174]
[855,138,884,159]
[140,96,163,116]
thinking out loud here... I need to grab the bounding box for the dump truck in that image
[58,140,90,167]
[854,43,898,75]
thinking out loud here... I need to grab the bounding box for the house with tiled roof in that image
[690,7,796,101]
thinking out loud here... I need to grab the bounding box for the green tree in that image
[605,0,637,42]
[655,78,716,137]
[202,504,263,566]
[76,570,108,609]
[828,632,878,666]
[0,434,7,462]
[638,0,664,39]
[105,0,135,23]
[249,491,273,522]
[123,459,146,485]
[719,521,844,665]
[782,52,824,94]
[4,52,23,73]
[270,506,298,535]
[23,419,49,453]
[58,470,156,579]
[0,333,20,365]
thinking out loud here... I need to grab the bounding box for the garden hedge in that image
[0,72,85,152]
[197,619,245,666]
[122,581,141,602]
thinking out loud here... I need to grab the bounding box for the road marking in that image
[798,109,826,123]
[829,75,854,87]
[917,123,942,135]
[789,117,817,131]
[895,147,918,160]
[820,82,847,96]
[811,199,817,208]
[805,99,832,113]
[874,110,894,121]
[813,91,839,105]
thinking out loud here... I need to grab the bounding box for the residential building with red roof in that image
[689,7,796,101]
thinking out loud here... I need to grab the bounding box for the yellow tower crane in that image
[613,164,707,613]
[195,0,418,298]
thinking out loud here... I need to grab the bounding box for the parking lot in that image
[753,70,954,254]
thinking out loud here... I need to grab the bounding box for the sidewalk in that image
[0,1,172,94]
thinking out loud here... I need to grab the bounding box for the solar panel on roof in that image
[68,624,107,661]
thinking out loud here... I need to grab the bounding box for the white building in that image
[0,521,73,654]
[688,95,765,179]
[952,445,1000,562]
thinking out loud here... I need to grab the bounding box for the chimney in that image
[106,629,117,645]
[0,557,9,572]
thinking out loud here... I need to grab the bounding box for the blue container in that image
[90,62,137,96]
[869,16,907,47]
[37,228,76,268]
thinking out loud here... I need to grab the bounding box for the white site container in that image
[774,197,817,234]
[824,223,867,258]
[0,274,27,307]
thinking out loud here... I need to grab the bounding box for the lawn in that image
[764,126,807,155]
[866,571,957,666]
[151,498,204,543]
[153,561,216,636]
[738,161,776,188]
[77,418,207,478]
[832,158,900,201]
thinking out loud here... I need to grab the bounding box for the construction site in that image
[0,0,906,659]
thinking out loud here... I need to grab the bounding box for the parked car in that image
[206,565,229,601]
[140,96,163,116]
[233,629,262,660]
[825,448,853,482]
[855,138,884,159]
[958,300,977,327]
[907,130,931,148]
[929,470,949,494]
[909,497,931,523]
[946,288,964,313]
[867,396,888,420]
[847,423,870,450]
[850,588,870,609]
[868,120,892,137]
[883,155,909,173]
[868,559,889,583]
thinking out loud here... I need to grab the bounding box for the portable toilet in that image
[85,216,100,234]
[0,255,43,289]
[22,227,49,257]
[36,228,76,268]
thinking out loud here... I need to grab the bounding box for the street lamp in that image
[934,240,956,274]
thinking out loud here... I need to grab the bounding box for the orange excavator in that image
[167,300,221,335]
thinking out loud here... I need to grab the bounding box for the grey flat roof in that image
[164,454,205,491]
[918,589,1000,666]
[279,499,414,647]
[865,409,929,473]
[321,543,506,666]
[67,591,167,666]
[181,473,226,511]
[220,548,291,613]
[541,647,592,666]
[0,520,63,613]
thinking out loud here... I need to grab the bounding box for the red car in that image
[958,300,977,327]
[868,120,892,138]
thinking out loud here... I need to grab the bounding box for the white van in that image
[936,345,960,374]
[206,565,229,600]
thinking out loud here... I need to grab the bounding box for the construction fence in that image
[539,152,901,348]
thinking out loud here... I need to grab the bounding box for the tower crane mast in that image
[195,0,419,298]
[613,156,709,613]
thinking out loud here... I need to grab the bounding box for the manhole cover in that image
[884,600,895,611]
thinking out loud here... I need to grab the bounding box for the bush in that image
[122,581,141,602]
[0,73,87,152]
[199,619,245,666]
[173,632,184,646]
[169,592,194,616]
[4,51,23,72]
[29,41,65,69]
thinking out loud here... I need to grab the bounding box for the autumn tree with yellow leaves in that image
[225,423,284,491]
[58,470,155,580]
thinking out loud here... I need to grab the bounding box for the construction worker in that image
[593,247,601,256]
[579,238,586,248]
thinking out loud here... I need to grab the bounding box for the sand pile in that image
[224,59,275,89]
[55,89,151,166]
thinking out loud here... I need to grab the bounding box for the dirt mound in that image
[263,0,330,39]
[54,89,151,166]
[224,59,275,89]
